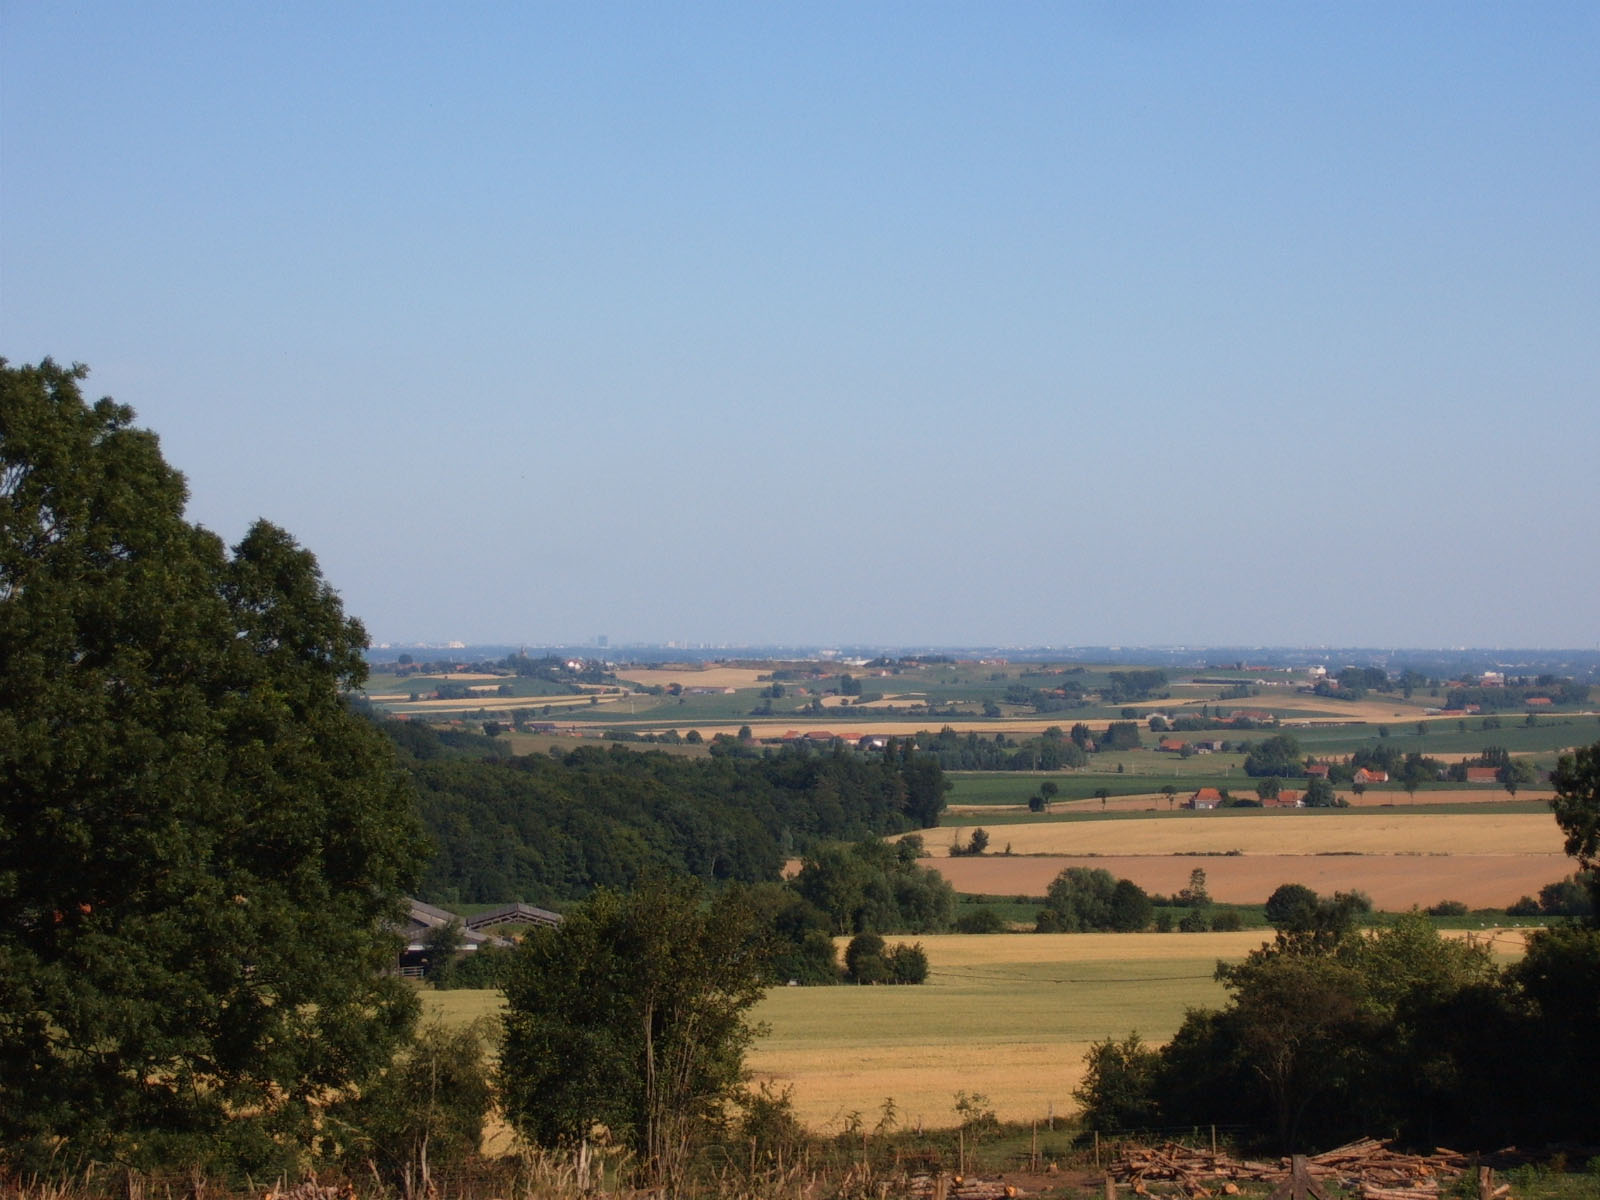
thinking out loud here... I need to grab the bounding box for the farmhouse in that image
[1353,768,1389,784]
[1465,766,1501,784]
[399,898,561,975]
[1305,764,1332,779]
[1157,737,1187,753]
[1185,787,1222,810]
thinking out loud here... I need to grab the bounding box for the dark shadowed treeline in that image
[385,721,948,904]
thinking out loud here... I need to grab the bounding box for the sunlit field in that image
[422,928,1532,1134]
[915,811,1564,857]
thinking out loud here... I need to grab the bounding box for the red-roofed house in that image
[1353,768,1389,784]
[1305,764,1331,779]
[1465,766,1500,784]
[1158,737,1187,753]
[1186,787,1222,810]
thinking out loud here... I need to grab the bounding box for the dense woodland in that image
[386,720,948,904]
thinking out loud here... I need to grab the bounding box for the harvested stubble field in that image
[615,666,772,690]
[914,809,1568,909]
[921,811,1563,857]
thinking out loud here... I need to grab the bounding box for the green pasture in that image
[946,766,1248,808]
[366,672,580,700]
[1288,716,1596,757]
[417,934,1241,1041]
[936,796,1553,828]
[753,942,1230,1052]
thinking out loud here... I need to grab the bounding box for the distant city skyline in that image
[5,4,1596,649]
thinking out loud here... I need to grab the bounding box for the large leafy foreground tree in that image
[0,360,427,1169]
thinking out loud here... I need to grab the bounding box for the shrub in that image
[845,933,928,983]
[1178,908,1210,932]
[1074,1033,1160,1132]
[330,1021,494,1186]
[888,942,930,984]
[955,908,1007,934]
[844,933,890,983]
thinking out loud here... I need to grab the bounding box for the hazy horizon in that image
[6,4,1596,649]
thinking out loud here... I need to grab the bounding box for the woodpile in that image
[261,1182,357,1200]
[1108,1138,1479,1200]
[905,1172,1023,1200]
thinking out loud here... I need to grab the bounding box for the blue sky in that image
[4,3,1597,648]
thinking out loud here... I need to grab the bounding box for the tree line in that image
[392,722,948,904]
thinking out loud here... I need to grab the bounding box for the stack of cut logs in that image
[905,1172,1023,1200]
[1109,1138,1482,1200]
[261,1181,358,1200]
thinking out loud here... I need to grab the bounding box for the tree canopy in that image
[399,727,949,905]
[499,877,768,1187]
[0,360,425,1169]
[1551,742,1600,875]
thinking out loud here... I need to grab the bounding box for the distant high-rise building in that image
[597,634,608,648]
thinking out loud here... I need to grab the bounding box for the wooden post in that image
[1094,1130,1101,1170]
[1478,1166,1493,1200]
[1105,1174,1117,1200]
[1031,1121,1039,1173]
[958,1128,966,1177]
[1211,1125,1217,1155]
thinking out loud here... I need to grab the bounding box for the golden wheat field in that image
[614,666,772,689]
[920,812,1563,857]
[423,928,1534,1137]
[911,810,1570,909]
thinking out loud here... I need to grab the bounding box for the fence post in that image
[1106,1174,1117,1200]
[1094,1130,1101,1170]
[1031,1121,1039,1173]
[1478,1166,1493,1200]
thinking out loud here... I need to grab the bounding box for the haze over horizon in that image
[5,4,1596,649]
